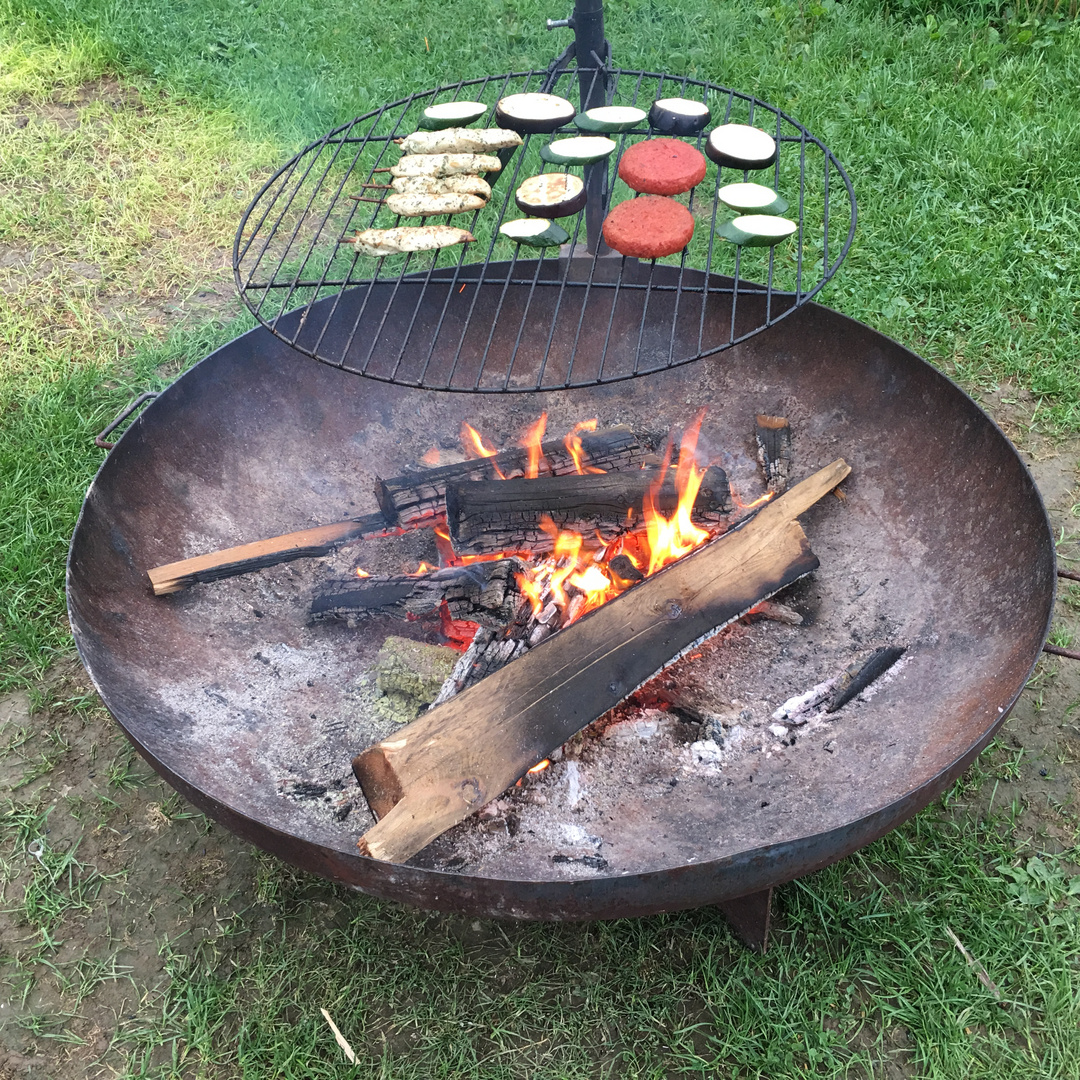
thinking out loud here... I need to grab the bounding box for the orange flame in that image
[461,421,506,479]
[527,759,550,774]
[420,446,441,466]
[355,567,371,578]
[564,418,604,475]
[520,412,548,479]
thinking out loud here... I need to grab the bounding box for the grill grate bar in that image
[234,66,855,392]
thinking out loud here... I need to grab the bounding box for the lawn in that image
[1,1,1078,1077]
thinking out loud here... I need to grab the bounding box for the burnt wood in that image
[756,414,793,495]
[353,458,850,864]
[827,645,907,712]
[445,465,731,555]
[376,425,648,526]
[311,560,523,627]
[148,512,389,596]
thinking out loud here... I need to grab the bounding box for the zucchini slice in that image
[496,93,576,134]
[716,182,788,216]
[706,124,778,170]
[499,218,570,248]
[419,101,488,130]
[716,214,798,247]
[649,97,711,136]
[575,105,647,133]
[539,136,617,166]
[514,173,586,218]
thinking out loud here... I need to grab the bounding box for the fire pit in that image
[67,5,1053,946]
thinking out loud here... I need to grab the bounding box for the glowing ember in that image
[527,759,550,774]
[355,568,371,578]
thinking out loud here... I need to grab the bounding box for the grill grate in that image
[233,64,855,393]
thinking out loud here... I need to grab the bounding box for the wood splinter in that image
[353,458,851,864]
[755,414,792,495]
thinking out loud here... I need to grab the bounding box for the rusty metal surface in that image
[67,264,1054,920]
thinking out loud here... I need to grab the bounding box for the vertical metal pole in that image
[573,0,611,253]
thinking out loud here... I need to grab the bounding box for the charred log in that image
[826,645,906,712]
[310,559,523,628]
[755,415,793,495]
[353,458,850,864]
[445,465,731,555]
[375,424,648,527]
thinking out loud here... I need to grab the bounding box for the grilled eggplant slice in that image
[498,218,570,248]
[496,93,576,134]
[575,105,647,133]
[343,226,476,257]
[706,124,778,169]
[539,136,617,166]
[514,173,586,219]
[716,214,797,247]
[716,182,788,216]
[419,101,488,130]
[649,97,711,135]
[397,127,523,155]
[385,192,486,217]
[390,153,502,178]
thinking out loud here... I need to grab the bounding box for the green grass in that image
[1,1,1080,1076]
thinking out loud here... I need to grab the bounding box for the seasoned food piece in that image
[385,192,486,217]
[540,136,617,166]
[496,93,576,134]
[575,105,647,133]
[649,97,712,135]
[715,214,797,247]
[514,173,586,219]
[602,196,695,258]
[499,218,570,248]
[705,124,777,170]
[618,139,707,196]
[420,101,488,130]
[387,174,492,198]
[397,127,523,155]
[342,226,476,257]
[390,153,502,178]
[716,182,787,216]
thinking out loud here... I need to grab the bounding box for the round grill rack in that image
[234,63,855,393]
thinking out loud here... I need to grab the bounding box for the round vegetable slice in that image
[575,105,647,133]
[540,136,617,166]
[499,218,570,248]
[706,124,778,169]
[514,173,586,218]
[649,97,711,136]
[716,182,788,216]
[716,214,797,247]
[419,101,488,130]
[496,93,576,134]
[602,196,695,259]
[618,139,707,196]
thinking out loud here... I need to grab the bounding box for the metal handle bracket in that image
[95,392,159,449]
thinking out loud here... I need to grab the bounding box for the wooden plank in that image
[353,458,850,864]
[148,512,389,595]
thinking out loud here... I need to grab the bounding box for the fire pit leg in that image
[717,887,773,953]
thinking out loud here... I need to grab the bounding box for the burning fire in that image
[361,411,742,633]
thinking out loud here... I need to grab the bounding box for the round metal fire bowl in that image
[68,270,1053,920]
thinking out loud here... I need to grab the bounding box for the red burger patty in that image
[602,196,695,258]
[618,138,707,195]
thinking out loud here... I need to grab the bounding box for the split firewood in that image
[340,225,476,258]
[147,512,389,596]
[395,128,523,155]
[755,414,792,495]
[310,559,524,628]
[376,424,648,527]
[445,465,731,556]
[353,458,850,863]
